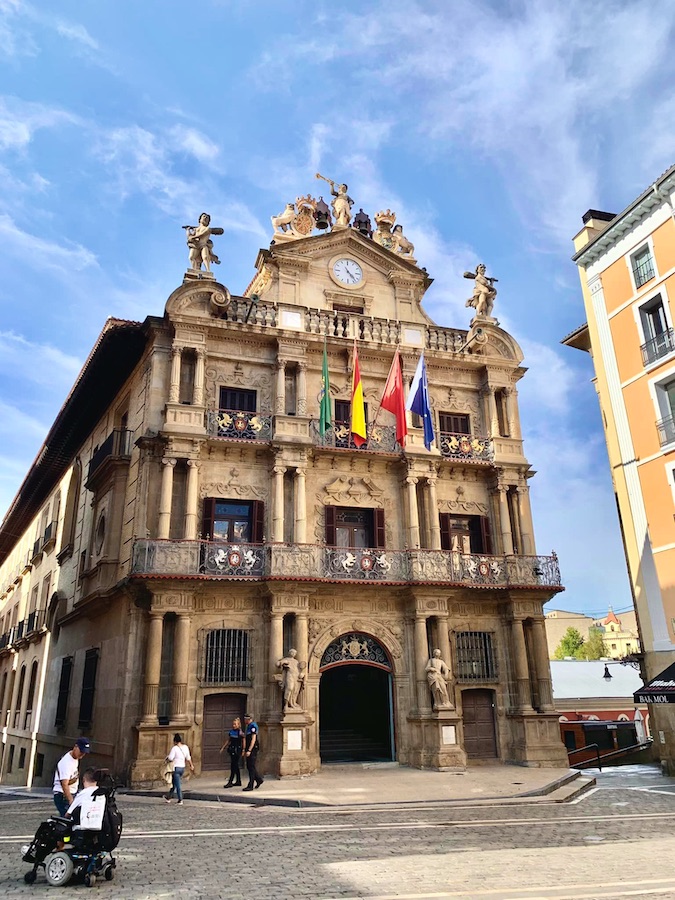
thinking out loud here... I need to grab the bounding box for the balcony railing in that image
[131,539,561,589]
[657,415,675,446]
[641,328,675,366]
[311,421,399,452]
[207,409,273,441]
[633,254,655,288]
[439,432,493,463]
[87,428,132,481]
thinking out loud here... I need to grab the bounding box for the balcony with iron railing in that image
[438,431,493,463]
[641,328,675,366]
[311,421,399,453]
[657,415,675,447]
[206,409,273,441]
[131,539,561,590]
[633,254,655,288]
[87,427,132,483]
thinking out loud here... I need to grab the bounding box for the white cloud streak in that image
[0,213,97,272]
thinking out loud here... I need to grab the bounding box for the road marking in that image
[568,786,599,804]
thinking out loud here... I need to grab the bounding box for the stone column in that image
[294,467,307,543]
[510,619,534,712]
[437,616,455,708]
[509,488,522,555]
[193,348,206,406]
[171,613,191,721]
[272,465,286,542]
[184,460,200,540]
[169,346,182,404]
[504,387,521,439]
[517,485,535,555]
[427,476,441,550]
[158,458,177,540]
[531,618,554,710]
[487,387,499,438]
[496,484,514,555]
[275,360,287,415]
[406,475,420,549]
[414,614,431,711]
[142,612,164,723]
[296,613,309,664]
[297,362,307,416]
[269,612,284,678]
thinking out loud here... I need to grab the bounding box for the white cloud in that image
[0,331,82,389]
[55,20,98,50]
[169,125,220,167]
[0,96,77,151]
[0,213,97,272]
[0,399,46,438]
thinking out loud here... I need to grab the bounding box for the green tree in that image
[575,627,607,660]
[553,627,585,659]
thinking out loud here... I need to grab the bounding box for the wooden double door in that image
[462,689,498,759]
[202,693,246,770]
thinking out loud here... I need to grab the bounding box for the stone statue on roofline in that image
[464,263,498,319]
[316,173,353,227]
[183,213,224,275]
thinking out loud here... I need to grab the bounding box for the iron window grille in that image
[455,631,498,682]
[632,250,655,288]
[201,628,250,684]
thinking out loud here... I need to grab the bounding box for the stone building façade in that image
[0,203,567,786]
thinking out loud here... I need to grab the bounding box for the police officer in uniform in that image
[242,712,264,792]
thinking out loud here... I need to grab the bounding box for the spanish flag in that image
[350,340,367,448]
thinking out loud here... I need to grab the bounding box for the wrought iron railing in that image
[439,432,493,462]
[131,539,561,588]
[641,328,675,365]
[633,254,655,288]
[87,428,132,481]
[206,409,273,441]
[657,415,675,446]
[311,420,399,452]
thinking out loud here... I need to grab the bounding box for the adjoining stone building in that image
[0,191,567,786]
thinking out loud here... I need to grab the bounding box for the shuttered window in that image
[78,649,99,728]
[55,656,73,730]
[439,413,471,434]
[202,499,264,542]
[325,506,385,548]
[439,514,492,554]
[219,387,256,412]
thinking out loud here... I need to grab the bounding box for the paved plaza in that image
[1,765,674,899]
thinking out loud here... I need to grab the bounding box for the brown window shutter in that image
[325,506,336,546]
[252,500,265,543]
[202,498,216,540]
[439,513,451,551]
[374,508,386,548]
[480,516,493,554]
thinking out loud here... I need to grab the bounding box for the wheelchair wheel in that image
[84,873,96,887]
[45,851,74,886]
[24,870,37,884]
[104,865,115,881]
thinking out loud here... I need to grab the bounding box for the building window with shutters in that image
[438,412,471,435]
[202,499,265,542]
[439,513,492,554]
[202,628,250,684]
[455,631,497,681]
[219,387,257,412]
[55,656,73,730]
[78,648,99,728]
[325,506,385,549]
[334,400,369,448]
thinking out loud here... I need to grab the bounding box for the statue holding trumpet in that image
[315,173,353,228]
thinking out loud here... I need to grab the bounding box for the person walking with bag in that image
[220,717,244,788]
[242,713,264,792]
[165,734,194,805]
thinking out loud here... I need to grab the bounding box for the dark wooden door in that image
[202,693,246,770]
[462,689,498,759]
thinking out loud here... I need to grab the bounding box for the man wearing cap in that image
[242,713,263,792]
[52,738,90,816]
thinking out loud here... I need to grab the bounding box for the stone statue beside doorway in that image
[426,649,452,709]
[277,649,306,712]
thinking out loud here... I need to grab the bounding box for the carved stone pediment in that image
[200,468,266,500]
[324,475,385,504]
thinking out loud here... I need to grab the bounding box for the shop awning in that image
[634,662,675,704]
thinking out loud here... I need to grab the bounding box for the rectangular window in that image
[35,752,44,778]
[219,387,257,412]
[18,747,26,769]
[334,400,369,447]
[203,629,250,684]
[640,295,674,365]
[325,506,385,549]
[78,648,99,728]
[440,514,492,554]
[202,499,264,542]
[55,656,73,729]
[632,245,655,288]
[439,413,471,435]
[7,744,14,773]
[656,379,675,446]
[456,631,497,681]
[157,616,175,724]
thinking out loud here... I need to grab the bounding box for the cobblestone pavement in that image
[1,766,675,899]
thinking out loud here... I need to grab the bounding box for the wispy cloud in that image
[169,125,220,167]
[0,213,97,272]
[54,20,98,50]
[0,331,82,389]
[0,95,78,150]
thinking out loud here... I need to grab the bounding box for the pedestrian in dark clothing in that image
[220,717,244,788]
[242,713,264,792]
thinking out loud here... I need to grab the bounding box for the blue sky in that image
[1,0,674,616]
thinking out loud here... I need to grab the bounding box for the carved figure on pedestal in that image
[425,649,452,709]
[183,213,224,273]
[271,203,296,234]
[277,648,306,711]
[392,223,415,258]
[372,209,397,251]
[270,196,318,239]
[316,173,353,227]
[464,264,498,318]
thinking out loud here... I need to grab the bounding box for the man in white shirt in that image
[52,737,91,816]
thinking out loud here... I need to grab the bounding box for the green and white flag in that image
[319,340,332,436]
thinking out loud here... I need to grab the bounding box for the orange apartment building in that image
[565,163,675,772]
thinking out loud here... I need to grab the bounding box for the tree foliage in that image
[575,627,607,660]
[554,627,585,659]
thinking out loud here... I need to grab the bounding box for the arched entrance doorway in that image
[319,633,394,762]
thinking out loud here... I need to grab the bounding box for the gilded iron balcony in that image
[311,420,398,452]
[438,431,493,463]
[131,539,561,589]
[657,415,675,446]
[206,409,273,441]
[87,427,132,482]
[641,328,675,366]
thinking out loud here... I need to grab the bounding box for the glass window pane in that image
[213,521,230,540]
[233,521,250,541]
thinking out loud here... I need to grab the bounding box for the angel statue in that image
[464,263,498,318]
[183,213,224,272]
[316,173,353,227]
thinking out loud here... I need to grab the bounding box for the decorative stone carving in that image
[320,632,392,670]
[271,196,319,240]
[372,209,397,251]
[426,649,452,709]
[315,174,353,227]
[392,224,415,259]
[464,264,498,318]
[323,475,384,503]
[184,213,224,273]
[437,499,489,515]
[199,469,266,500]
[277,649,306,711]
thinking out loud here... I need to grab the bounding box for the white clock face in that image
[333,258,363,285]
